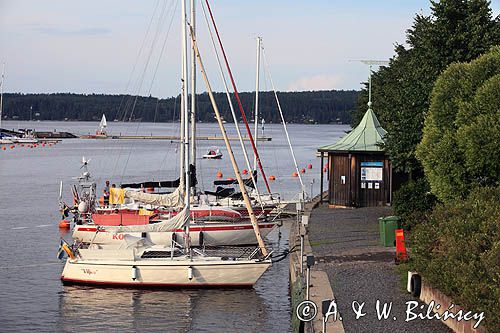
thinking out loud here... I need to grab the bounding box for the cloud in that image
[32,25,110,36]
[287,75,344,91]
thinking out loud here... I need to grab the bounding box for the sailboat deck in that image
[140,246,259,259]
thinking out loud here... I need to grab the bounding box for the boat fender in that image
[188,266,193,281]
[199,231,204,247]
[132,265,138,281]
[410,274,422,297]
[62,242,76,259]
[78,201,88,213]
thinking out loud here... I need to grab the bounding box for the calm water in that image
[0,121,348,332]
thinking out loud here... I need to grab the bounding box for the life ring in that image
[410,274,422,297]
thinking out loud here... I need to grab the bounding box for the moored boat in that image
[73,220,276,247]
[61,243,271,287]
[202,146,222,159]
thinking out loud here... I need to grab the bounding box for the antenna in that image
[350,59,389,109]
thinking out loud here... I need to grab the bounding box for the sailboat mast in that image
[190,29,268,256]
[0,63,4,130]
[189,0,197,192]
[179,0,187,197]
[253,37,261,171]
[262,48,306,195]
[181,0,191,231]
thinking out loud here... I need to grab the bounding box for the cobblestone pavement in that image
[308,204,451,333]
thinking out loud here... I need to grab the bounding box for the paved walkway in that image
[308,204,451,333]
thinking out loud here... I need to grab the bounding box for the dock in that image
[303,199,452,332]
[80,135,272,141]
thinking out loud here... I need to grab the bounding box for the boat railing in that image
[192,248,206,257]
[247,247,260,260]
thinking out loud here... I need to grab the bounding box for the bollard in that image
[306,254,315,300]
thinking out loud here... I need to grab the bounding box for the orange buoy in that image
[292,172,298,177]
[10,145,15,149]
[59,220,71,229]
[216,171,223,178]
[242,169,248,175]
[300,168,306,174]
[227,177,235,181]
[20,144,24,147]
[269,175,276,181]
[146,187,154,193]
[2,147,6,150]
[307,163,313,169]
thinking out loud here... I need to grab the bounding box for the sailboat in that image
[0,63,10,144]
[67,159,276,247]
[60,0,272,287]
[96,114,107,137]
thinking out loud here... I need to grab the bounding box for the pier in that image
[292,197,452,333]
[80,135,272,141]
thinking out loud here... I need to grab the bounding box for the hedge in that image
[409,186,499,332]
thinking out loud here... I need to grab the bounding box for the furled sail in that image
[124,187,183,207]
[102,207,189,233]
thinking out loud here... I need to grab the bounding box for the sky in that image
[1,0,499,98]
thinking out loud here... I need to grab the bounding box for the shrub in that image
[409,186,500,332]
[393,178,437,229]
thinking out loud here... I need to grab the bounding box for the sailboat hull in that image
[61,257,271,288]
[72,222,276,247]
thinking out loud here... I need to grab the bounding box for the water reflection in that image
[58,287,194,332]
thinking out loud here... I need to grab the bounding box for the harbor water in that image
[0,121,348,332]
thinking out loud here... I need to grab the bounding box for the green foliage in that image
[1,90,358,125]
[417,46,500,202]
[353,0,500,175]
[409,186,500,332]
[291,279,305,333]
[392,178,436,229]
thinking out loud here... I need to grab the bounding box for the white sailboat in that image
[60,0,272,288]
[0,64,14,144]
[94,114,107,137]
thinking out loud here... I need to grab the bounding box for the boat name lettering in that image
[81,268,97,275]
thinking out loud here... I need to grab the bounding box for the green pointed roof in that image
[319,108,387,152]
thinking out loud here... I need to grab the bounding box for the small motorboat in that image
[203,147,222,159]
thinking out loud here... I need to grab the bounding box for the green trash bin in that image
[379,216,401,247]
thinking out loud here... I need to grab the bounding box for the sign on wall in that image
[360,161,383,182]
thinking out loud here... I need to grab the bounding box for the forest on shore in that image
[1,90,358,124]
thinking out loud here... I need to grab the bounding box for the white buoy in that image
[188,266,193,280]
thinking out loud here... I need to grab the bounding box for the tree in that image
[416,46,500,202]
[354,0,500,176]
